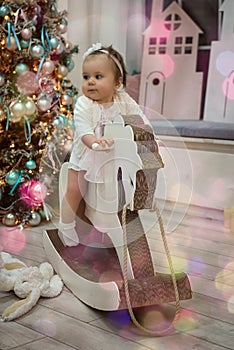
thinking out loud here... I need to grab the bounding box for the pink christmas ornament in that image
[20,180,47,206]
[16,71,39,95]
[39,77,54,94]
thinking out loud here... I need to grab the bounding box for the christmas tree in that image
[0,0,78,227]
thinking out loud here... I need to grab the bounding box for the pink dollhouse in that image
[139,0,203,120]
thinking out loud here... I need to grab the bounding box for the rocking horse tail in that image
[2,288,40,322]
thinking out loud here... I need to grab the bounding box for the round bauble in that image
[21,28,32,40]
[57,65,68,78]
[42,60,55,75]
[15,63,29,75]
[2,213,17,227]
[20,39,30,49]
[56,42,64,55]
[25,159,36,170]
[16,71,39,95]
[53,117,64,129]
[25,99,37,115]
[66,59,75,72]
[50,37,59,49]
[28,212,41,226]
[11,101,26,118]
[37,95,52,112]
[58,23,67,34]
[7,36,18,51]
[30,44,44,58]
[0,5,10,17]
[31,182,47,204]
[6,170,20,185]
[61,94,73,106]
[20,180,47,206]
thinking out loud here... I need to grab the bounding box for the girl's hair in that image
[86,45,128,87]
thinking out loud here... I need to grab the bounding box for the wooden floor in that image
[1,205,234,350]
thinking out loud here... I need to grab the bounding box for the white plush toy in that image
[0,252,63,321]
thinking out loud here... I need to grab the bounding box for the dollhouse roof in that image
[143,1,202,36]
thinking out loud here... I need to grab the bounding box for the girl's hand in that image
[92,138,114,151]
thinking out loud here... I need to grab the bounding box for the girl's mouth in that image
[88,89,97,92]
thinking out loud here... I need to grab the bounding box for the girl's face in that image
[82,54,122,105]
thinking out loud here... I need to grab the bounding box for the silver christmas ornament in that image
[28,212,41,226]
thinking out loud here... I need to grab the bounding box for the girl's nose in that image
[88,77,95,84]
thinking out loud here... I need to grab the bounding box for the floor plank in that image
[1,206,234,350]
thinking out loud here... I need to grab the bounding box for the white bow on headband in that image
[83,43,102,60]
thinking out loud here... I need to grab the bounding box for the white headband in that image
[83,43,123,77]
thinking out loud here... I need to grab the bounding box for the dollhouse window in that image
[174,47,182,54]
[174,36,193,54]
[184,46,192,54]
[159,47,166,54]
[149,37,157,45]
[175,37,183,44]
[149,47,156,54]
[186,36,193,44]
[160,37,167,45]
[164,13,182,31]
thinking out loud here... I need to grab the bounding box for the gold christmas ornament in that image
[2,213,17,226]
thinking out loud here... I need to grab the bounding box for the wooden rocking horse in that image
[43,114,192,335]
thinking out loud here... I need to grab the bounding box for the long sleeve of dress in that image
[72,96,100,159]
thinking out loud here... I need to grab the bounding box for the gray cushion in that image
[151,120,234,140]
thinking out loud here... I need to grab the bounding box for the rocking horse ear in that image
[2,289,40,322]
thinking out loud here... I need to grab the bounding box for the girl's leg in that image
[59,169,87,246]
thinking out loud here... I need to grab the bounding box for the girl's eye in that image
[83,75,89,80]
[96,74,103,79]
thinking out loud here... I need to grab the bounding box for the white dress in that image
[69,90,150,178]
